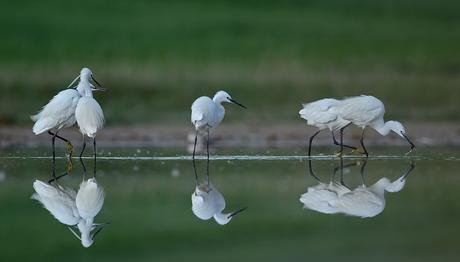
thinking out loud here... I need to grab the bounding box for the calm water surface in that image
[0,147,459,261]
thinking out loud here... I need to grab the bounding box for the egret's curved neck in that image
[77,79,93,98]
[372,121,391,136]
[213,95,227,105]
[214,212,231,225]
[369,178,390,196]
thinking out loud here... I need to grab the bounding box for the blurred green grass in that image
[1,0,459,124]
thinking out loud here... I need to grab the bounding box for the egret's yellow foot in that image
[66,160,73,174]
[352,147,366,155]
[66,142,73,158]
[334,151,343,157]
[405,148,414,156]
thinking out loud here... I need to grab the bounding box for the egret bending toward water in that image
[75,68,105,168]
[190,91,246,183]
[191,183,246,225]
[338,95,415,156]
[299,98,356,156]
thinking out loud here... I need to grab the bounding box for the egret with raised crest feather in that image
[74,68,105,169]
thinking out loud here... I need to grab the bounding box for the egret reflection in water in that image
[31,157,108,247]
[300,159,415,218]
[191,165,247,225]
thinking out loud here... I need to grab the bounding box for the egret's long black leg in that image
[332,131,357,150]
[308,130,321,157]
[192,130,198,186]
[360,128,369,158]
[48,172,69,184]
[48,131,73,158]
[79,136,87,176]
[93,138,97,177]
[206,128,210,186]
[51,131,57,177]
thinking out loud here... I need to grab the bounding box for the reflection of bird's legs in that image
[359,158,368,185]
[359,128,369,157]
[93,138,97,178]
[402,160,415,179]
[308,130,321,157]
[192,129,198,187]
[48,131,73,158]
[206,128,210,186]
[48,172,69,184]
[308,159,321,182]
[337,125,350,157]
[50,131,57,177]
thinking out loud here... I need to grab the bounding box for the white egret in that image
[74,68,105,167]
[328,161,414,218]
[299,98,355,156]
[300,160,351,214]
[191,183,246,225]
[338,95,415,156]
[32,178,107,247]
[31,74,83,160]
[190,91,246,184]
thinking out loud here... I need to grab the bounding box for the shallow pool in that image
[0,147,459,261]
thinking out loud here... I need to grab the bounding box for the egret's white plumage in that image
[301,161,413,218]
[300,181,350,214]
[191,183,245,225]
[32,180,80,225]
[337,95,415,156]
[190,91,246,183]
[75,97,104,138]
[76,178,105,219]
[299,98,355,156]
[31,89,80,135]
[191,90,245,132]
[32,178,107,248]
[75,68,105,139]
[299,98,349,131]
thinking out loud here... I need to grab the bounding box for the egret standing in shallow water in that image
[75,68,105,172]
[190,91,246,184]
[299,98,356,156]
[31,73,85,160]
[338,95,415,157]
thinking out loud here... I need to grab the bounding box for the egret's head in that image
[386,121,406,137]
[79,67,105,92]
[213,90,246,108]
[213,207,247,225]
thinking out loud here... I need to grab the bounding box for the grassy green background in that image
[1,0,460,124]
[1,149,460,261]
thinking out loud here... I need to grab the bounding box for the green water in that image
[0,147,459,261]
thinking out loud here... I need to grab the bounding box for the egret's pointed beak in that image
[91,75,102,87]
[91,86,107,92]
[401,132,415,154]
[68,226,81,240]
[91,222,109,240]
[227,207,248,219]
[67,76,81,89]
[228,98,247,109]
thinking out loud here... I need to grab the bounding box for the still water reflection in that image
[31,158,108,247]
[301,159,414,218]
[1,148,459,261]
